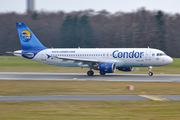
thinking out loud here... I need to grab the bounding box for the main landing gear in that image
[148,66,153,76]
[100,71,106,75]
[87,70,94,76]
[87,71,107,76]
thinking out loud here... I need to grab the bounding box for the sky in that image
[0,0,180,14]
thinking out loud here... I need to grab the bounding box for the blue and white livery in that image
[14,22,173,76]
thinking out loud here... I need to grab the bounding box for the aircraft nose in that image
[167,56,173,64]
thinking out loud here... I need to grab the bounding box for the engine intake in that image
[99,63,116,73]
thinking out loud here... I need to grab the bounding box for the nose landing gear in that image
[148,66,153,76]
[149,71,153,76]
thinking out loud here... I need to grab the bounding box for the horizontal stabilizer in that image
[5,51,14,54]
[6,51,34,57]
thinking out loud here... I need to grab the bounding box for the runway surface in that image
[0,72,180,82]
[0,72,180,102]
[1,95,180,102]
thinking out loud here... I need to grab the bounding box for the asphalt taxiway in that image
[1,95,180,102]
[0,72,180,82]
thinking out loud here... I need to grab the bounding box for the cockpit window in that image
[156,53,166,56]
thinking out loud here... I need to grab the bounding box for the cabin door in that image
[41,50,47,61]
[145,50,151,60]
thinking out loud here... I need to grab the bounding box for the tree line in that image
[0,8,180,57]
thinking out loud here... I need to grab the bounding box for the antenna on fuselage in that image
[78,46,80,49]
[147,46,150,48]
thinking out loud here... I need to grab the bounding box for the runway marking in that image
[139,95,170,101]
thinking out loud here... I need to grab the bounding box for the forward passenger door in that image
[145,50,151,60]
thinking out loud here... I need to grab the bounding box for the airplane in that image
[12,22,173,76]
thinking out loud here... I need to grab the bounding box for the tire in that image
[100,71,106,75]
[87,71,94,76]
[149,72,153,76]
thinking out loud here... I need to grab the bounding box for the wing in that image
[56,56,99,63]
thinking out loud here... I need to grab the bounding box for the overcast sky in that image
[0,0,180,14]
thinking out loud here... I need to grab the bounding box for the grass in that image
[0,101,180,120]
[0,81,180,96]
[0,56,180,74]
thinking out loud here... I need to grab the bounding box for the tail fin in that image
[16,22,46,50]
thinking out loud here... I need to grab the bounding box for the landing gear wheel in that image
[100,71,106,75]
[148,66,153,76]
[149,72,153,76]
[87,71,94,76]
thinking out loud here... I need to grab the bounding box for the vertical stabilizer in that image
[16,22,46,50]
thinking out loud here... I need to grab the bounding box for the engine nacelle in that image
[99,63,116,73]
[118,67,134,72]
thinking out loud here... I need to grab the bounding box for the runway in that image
[0,72,180,82]
[0,72,180,102]
[1,95,180,102]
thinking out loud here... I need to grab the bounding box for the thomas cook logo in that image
[21,30,31,42]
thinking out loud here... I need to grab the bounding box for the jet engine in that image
[118,67,134,72]
[99,63,116,73]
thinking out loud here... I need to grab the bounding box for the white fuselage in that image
[14,48,173,68]
[14,22,173,76]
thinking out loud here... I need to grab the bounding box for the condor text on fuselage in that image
[113,50,144,58]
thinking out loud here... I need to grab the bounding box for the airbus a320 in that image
[12,22,173,76]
